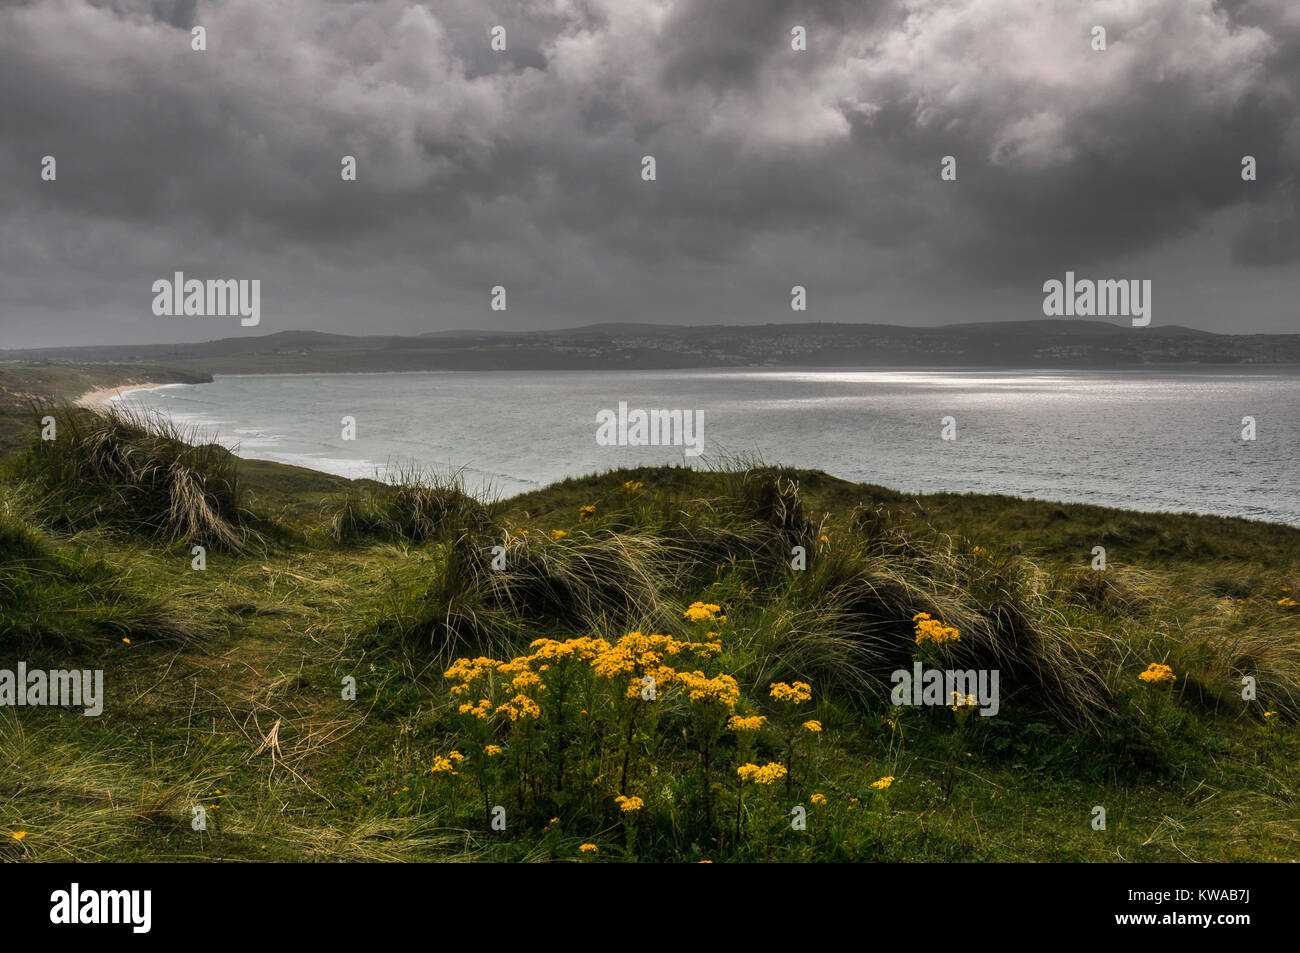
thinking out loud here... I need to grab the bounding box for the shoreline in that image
[75,380,173,410]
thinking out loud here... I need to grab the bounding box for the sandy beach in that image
[74,381,169,410]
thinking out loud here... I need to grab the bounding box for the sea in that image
[113,367,1300,525]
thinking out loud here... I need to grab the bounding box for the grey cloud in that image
[1,0,1298,350]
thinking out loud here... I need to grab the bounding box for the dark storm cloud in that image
[0,0,1298,348]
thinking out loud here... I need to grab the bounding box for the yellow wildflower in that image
[683,601,723,623]
[579,843,598,853]
[444,656,502,683]
[802,719,823,733]
[431,755,460,774]
[769,681,812,705]
[727,714,766,732]
[458,698,493,720]
[614,795,644,813]
[913,614,960,647]
[511,670,543,692]
[871,776,895,790]
[496,694,542,721]
[736,762,788,785]
[1137,663,1177,684]
[677,671,740,711]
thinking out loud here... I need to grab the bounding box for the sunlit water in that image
[115,367,1300,525]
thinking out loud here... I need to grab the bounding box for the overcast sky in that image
[1,0,1298,349]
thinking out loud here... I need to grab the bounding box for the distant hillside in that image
[3,320,1299,374]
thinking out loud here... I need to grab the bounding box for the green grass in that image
[1,406,1298,862]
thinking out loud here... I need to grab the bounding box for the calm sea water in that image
[115,368,1300,525]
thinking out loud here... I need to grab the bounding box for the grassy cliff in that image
[0,392,1296,862]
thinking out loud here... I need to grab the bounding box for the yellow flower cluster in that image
[484,744,503,756]
[579,843,599,853]
[458,698,493,719]
[446,656,502,693]
[870,776,895,790]
[684,601,725,623]
[614,795,644,813]
[497,693,542,721]
[590,631,722,699]
[802,719,823,733]
[623,480,643,492]
[737,762,788,785]
[526,636,609,664]
[677,671,741,711]
[578,504,596,521]
[448,621,734,737]
[810,793,827,805]
[727,714,766,732]
[769,681,812,705]
[432,751,466,774]
[1279,597,1297,607]
[1138,662,1177,684]
[949,692,977,710]
[912,612,961,647]
[510,670,543,692]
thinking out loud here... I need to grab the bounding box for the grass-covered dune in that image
[1,401,1297,862]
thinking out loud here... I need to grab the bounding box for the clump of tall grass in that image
[374,529,686,663]
[325,465,496,544]
[1057,566,1156,617]
[372,533,523,664]
[715,464,824,553]
[788,538,1110,727]
[22,403,246,551]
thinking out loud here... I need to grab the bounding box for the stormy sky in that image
[1,0,1298,349]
